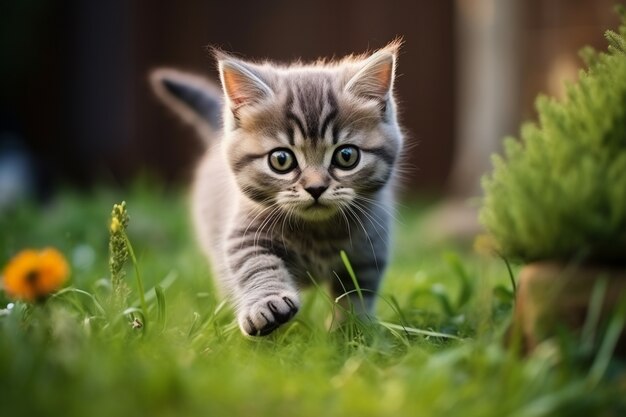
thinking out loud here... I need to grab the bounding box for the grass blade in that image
[587,294,626,386]
[340,250,364,310]
[155,285,166,331]
[121,232,148,326]
[378,321,462,340]
[580,278,608,354]
[443,252,473,310]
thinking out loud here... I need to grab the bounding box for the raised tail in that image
[149,68,223,145]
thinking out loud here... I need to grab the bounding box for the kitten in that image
[150,42,403,336]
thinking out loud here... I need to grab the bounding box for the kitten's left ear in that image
[345,42,399,102]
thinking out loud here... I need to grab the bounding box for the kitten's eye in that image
[268,149,297,173]
[332,145,360,170]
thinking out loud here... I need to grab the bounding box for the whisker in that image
[350,200,389,242]
[253,205,282,249]
[338,204,353,248]
[239,202,278,251]
[355,195,404,225]
[344,205,379,272]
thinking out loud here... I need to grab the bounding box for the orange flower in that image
[2,248,70,302]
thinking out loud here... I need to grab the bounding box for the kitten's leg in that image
[226,236,299,336]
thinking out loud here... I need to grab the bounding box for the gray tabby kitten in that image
[150,41,403,336]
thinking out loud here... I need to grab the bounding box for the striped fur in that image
[151,41,404,336]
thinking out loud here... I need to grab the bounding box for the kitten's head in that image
[218,42,403,221]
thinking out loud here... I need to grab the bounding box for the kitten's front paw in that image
[238,292,300,336]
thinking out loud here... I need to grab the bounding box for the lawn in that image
[0,182,624,417]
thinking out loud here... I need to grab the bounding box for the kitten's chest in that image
[280,234,347,283]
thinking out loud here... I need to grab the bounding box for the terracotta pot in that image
[513,262,626,353]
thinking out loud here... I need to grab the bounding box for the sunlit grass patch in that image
[0,184,624,417]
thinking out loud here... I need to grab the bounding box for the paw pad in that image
[238,293,300,336]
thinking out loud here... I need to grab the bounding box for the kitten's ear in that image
[150,68,223,131]
[345,42,399,102]
[216,53,273,111]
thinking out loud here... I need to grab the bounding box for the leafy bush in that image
[480,8,626,264]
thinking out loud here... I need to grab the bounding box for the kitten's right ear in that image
[150,68,223,132]
[216,52,273,112]
[345,41,399,103]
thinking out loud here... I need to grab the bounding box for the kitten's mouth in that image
[296,201,337,220]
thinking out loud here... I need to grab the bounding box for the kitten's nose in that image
[305,185,328,200]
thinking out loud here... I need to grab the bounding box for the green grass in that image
[0,181,624,417]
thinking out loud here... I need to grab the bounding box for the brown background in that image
[0,0,621,194]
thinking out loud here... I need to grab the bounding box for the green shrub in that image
[480,8,626,264]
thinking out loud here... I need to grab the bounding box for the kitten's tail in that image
[149,68,223,147]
